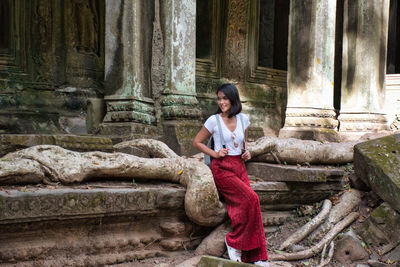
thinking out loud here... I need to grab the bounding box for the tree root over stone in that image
[279,199,332,251]
[269,212,359,261]
[0,142,227,227]
[248,136,357,165]
[271,189,362,263]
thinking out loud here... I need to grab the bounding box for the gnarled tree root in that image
[0,143,226,227]
[279,199,332,251]
[309,189,362,241]
[269,212,359,261]
[248,136,357,165]
[317,241,335,267]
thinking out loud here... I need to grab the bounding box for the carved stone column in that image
[279,0,339,141]
[160,0,202,155]
[338,0,390,140]
[100,0,157,141]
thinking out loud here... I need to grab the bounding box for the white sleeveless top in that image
[204,113,250,156]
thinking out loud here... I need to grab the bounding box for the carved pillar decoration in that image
[160,0,202,155]
[64,0,104,89]
[338,0,390,140]
[223,0,249,81]
[279,0,339,141]
[100,0,157,141]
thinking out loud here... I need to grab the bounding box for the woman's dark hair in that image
[215,83,242,118]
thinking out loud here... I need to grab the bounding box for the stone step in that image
[0,179,344,225]
[247,162,345,183]
[252,181,343,207]
[0,182,185,224]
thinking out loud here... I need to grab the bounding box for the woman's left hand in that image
[241,150,251,161]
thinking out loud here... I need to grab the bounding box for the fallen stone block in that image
[354,134,400,212]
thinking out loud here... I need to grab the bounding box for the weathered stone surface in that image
[382,244,400,264]
[176,255,203,267]
[0,182,212,266]
[196,256,256,267]
[0,134,113,157]
[162,120,202,156]
[355,202,400,249]
[0,184,185,223]
[367,259,388,267]
[354,134,400,212]
[261,211,292,226]
[349,173,370,191]
[86,98,106,134]
[253,181,343,206]
[334,234,369,264]
[159,220,188,236]
[247,162,344,183]
[338,0,390,139]
[159,238,199,251]
[280,0,338,140]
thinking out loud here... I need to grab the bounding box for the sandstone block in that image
[354,134,400,212]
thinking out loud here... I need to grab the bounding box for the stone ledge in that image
[0,184,185,224]
[247,162,344,183]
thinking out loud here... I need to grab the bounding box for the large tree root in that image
[194,221,231,256]
[0,143,226,227]
[269,212,359,261]
[279,199,332,251]
[309,189,362,241]
[114,139,180,158]
[248,136,357,164]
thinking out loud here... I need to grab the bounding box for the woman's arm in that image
[193,126,228,158]
[241,128,251,161]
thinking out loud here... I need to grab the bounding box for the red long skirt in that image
[210,155,268,263]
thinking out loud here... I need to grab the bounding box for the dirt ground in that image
[111,188,383,267]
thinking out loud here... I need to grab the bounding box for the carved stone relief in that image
[223,0,249,80]
[70,0,99,54]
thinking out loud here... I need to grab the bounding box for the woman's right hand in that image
[216,148,229,158]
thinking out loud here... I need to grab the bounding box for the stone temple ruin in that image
[1,0,400,266]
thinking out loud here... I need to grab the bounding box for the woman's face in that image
[217,91,231,114]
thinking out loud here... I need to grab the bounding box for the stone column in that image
[160,0,202,155]
[279,0,339,141]
[100,0,157,141]
[338,0,390,140]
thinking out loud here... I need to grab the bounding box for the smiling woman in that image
[192,83,270,267]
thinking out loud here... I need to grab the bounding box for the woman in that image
[193,83,269,266]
